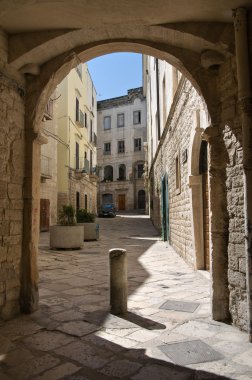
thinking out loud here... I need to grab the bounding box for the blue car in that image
[99,203,116,217]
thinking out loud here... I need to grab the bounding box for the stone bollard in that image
[109,248,127,315]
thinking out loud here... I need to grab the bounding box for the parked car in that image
[99,203,116,217]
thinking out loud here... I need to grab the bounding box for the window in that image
[90,150,93,172]
[84,112,87,128]
[134,138,141,151]
[104,116,111,130]
[75,142,79,169]
[102,193,113,203]
[104,142,111,155]
[137,164,144,179]
[118,140,125,153]
[76,192,80,210]
[84,194,88,210]
[117,113,124,128]
[175,154,181,194]
[90,119,93,142]
[75,98,79,122]
[104,165,113,181]
[118,164,126,180]
[133,110,141,124]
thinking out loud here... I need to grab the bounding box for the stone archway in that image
[21,39,219,313]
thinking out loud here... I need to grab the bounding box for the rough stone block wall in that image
[57,192,68,220]
[58,176,98,218]
[98,180,135,211]
[0,78,25,319]
[151,79,203,267]
[219,58,246,330]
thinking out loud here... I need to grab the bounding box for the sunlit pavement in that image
[0,214,252,380]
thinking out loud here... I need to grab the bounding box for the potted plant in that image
[76,208,99,241]
[50,205,84,249]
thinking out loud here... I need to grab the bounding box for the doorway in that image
[161,174,169,241]
[118,194,126,210]
[40,199,50,232]
[138,190,146,209]
[200,141,210,271]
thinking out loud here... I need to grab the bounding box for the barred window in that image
[117,113,125,128]
[104,116,111,130]
[118,140,125,153]
[133,110,141,124]
[134,138,141,151]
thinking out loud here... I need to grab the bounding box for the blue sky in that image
[87,53,142,101]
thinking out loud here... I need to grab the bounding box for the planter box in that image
[78,223,99,241]
[50,225,84,249]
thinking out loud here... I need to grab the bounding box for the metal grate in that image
[158,340,224,365]
[160,300,200,313]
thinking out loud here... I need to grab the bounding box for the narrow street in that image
[0,214,252,380]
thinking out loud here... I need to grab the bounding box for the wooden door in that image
[118,194,125,210]
[40,199,50,232]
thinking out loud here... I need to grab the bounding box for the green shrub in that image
[58,205,76,225]
[76,208,95,223]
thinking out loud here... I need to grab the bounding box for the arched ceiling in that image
[0,0,251,33]
[2,0,249,127]
[1,0,250,72]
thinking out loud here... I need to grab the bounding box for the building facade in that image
[57,63,98,215]
[97,88,147,212]
[1,2,252,342]
[144,56,246,331]
[39,94,58,231]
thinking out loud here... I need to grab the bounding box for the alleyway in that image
[0,214,252,380]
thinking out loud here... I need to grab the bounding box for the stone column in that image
[20,130,47,313]
[0,31,27,318]
[233,7,252,341]
[203,126,230,322]
[109,248,127,315]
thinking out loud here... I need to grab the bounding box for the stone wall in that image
[98,180,135,211]
[57,173,98,217]
[150,79,204,267]
[149,60,247,330]
[219,58,246,330]
[0,77,25,319]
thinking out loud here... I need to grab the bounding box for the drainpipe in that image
[233,8,252,342]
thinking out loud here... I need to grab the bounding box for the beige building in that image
[57,63,98,215]
[39,95,58,230]
[1,1,252,343]
[97,88,147,212]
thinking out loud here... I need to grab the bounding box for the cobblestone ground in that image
[0,214,252,380]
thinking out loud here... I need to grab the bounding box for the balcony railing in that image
[90,132,97,147]
[41,155,52,178]
[76,110,85,127]
[44,98,53,120]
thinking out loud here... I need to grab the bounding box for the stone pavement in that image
[0,214,252,380]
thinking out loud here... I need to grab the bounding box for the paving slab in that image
[0,214,251,380]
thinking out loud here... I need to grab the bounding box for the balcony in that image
[41,155,52,180]
[44,98,53,120]
[90,132,97,147]
[76,110,85,127]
